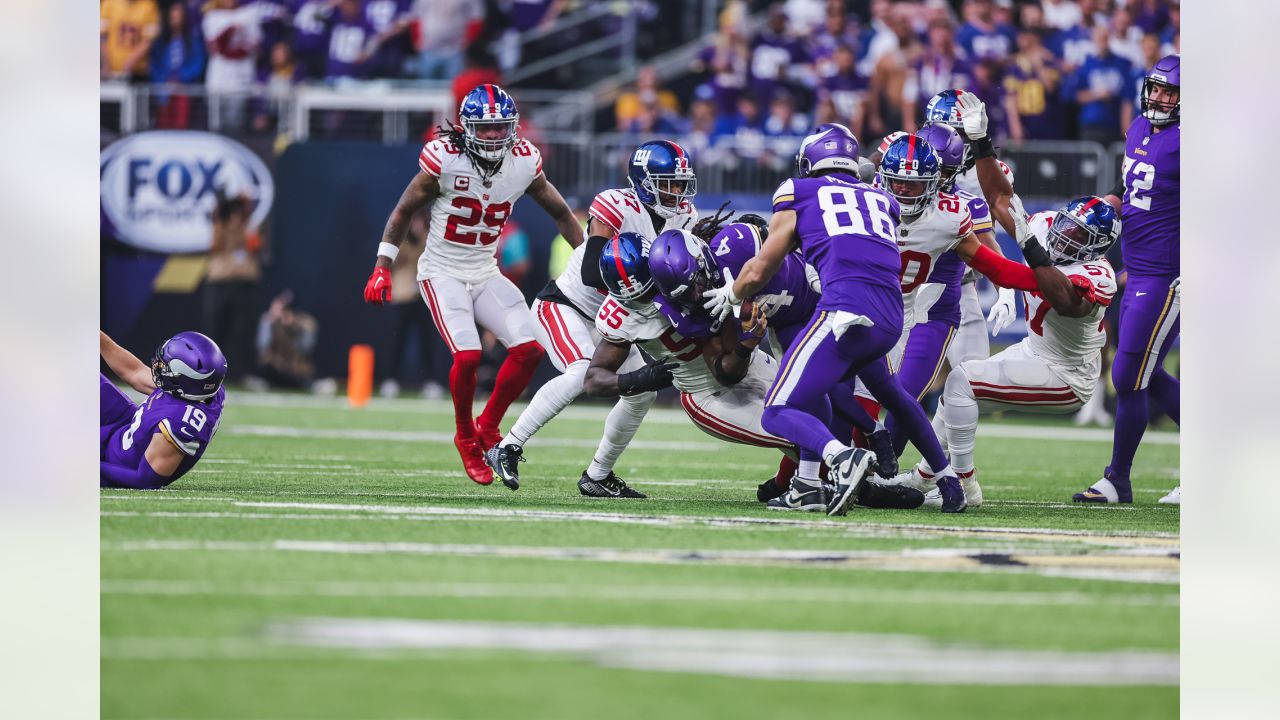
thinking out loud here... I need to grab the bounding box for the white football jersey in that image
[416,136,543,283]
[1021,211,1117,396]
[595,294,756,396]
[895,191,973,326]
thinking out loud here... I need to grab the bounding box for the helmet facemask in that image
[640,172,697,219]
[883,171,940,218]
[1046,211,1112,264]
[1141,78,1179,126]
[462,116,519,162]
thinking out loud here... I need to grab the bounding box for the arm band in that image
[1020,239,1052,269]
[377,242,399,261]
[1109,178,1125,199]
[968,245,1039,291]
[971,136,996,160]
[100,459,172,489]
[581,235,609,289]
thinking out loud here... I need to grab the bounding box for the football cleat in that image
[766,483,832,512]
[865,427,899,479]
[887,464,935,493]
[454,432,493,485]
[484,443,524,491]
[934,475,967,513]
[922,469,983,509]
[1072,470,1132,503]
[854,480,926,510]
[757,476,789,503]
[474,419,502,455]
[1158,486,1181,505]
[826,447,876,517]
[578,471,647,499]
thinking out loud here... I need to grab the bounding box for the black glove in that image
[616,360,677,396]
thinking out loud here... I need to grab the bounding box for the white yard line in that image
[100,578,1177,607]
[103,618,1178,686]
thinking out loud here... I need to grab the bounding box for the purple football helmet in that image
[648,228,721,309]
[915,123,967,188]
[1142,54,1179,126]
[152,331,228,401]
[795,124,861,178]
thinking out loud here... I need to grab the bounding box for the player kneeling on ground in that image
[100,331,226,489]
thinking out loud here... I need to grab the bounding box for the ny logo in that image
[633,149,653,166]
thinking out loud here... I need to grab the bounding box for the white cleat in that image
[1158,486,1181,505]
[923,470,983,509]
[887,466,936,493]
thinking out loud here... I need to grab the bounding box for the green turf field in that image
[101,391,1179,719]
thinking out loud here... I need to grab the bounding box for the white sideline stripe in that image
[99,497,1180,546]
[99,579,1178,607]
[101,618,1178,686]
[223,422,1178,449]
[100,539,1180,583]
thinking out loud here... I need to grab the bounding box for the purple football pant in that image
[885,319,957,457]
[101,374,138,455]
[775,321,877,439]
[1107,275,1180,482]
[856,356,950,472]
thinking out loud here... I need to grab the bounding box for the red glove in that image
[1068,275,1106,306]
[364,267,392,304]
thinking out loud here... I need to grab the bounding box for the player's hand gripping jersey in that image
[594,296,729,396]
[416,135,544,284]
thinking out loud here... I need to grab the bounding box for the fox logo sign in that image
[100,131,274,253]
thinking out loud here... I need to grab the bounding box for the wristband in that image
[733,343,754,359]
[377,242,400,261]
[971,136,995,160]
[1022,240,1051,269]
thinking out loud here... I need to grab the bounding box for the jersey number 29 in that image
[444,198,512,245]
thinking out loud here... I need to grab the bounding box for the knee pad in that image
[943,365,976,408]
[562,359,590,382]
[620,389,656,409]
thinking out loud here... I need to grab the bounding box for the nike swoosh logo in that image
[180,428,194,436]
[1135,292,1146,296]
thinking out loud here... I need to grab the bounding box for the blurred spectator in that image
[205,188,262,382]
[970,58,1006,142]
[625,104,685,136]
[1018,1,1046,32]
[901,19,972,132]
[101,0,161,81]
[254,290,318,390]
[365,0,416,78]
[1161,1,1180,55]
[1068,24,1134,144]
[955,0,1016,61]
[452,43,503,111]
[1126,31,1164,119]
[690,2,751,116]
[203,0,271,131]
[1048,0,1102,70]
[413,0,485,80]
[864,2,917,137]
[819,43,868,140]
[860,0,900,74]
[1041,0,1083,31]
[1130,0,1170,34]
[712,91,766,159]
[380,214,446,399]
[616,66,682,132]
[749,4,813,108]
[784,0,827,36]
[1003,27,1064,141]
[325,0,380,81]
[809,6,861,80]
[991,0,1015,28]
[762,91,808,170]
[682,91,720,157]
[253,41,302,133]
[150,2,206,129]
[291,0,334,79]
[1108,5,1145,67]
[496,219,532,288]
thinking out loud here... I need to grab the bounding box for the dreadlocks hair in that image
[434,122,467,150]
[690,200,735,243]
[434,121,504,185]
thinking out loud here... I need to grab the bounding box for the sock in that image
[797,459,821,480]
[587,390,655,479]
[478,341,544,431]
[821,439,845,466]
[941,367,979,474]
[449,349,482,435]
[774,455,798,489]
[504,361,587,447]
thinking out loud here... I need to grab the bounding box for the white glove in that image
[1009,193,1033,248]
[956,93,988,141]
[987,288,1017,336]
[804,263,822,293]
[702,267,740,324]
[1171,276,1180,302]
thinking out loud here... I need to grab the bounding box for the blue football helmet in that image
[152,331,227,401]
[1046,196,1121,264]
[879,135,942,217]
[924,89,976,171]
[458,83,519,162]
[649,228,721,309]
[627,140,697,219]
[599,231,656,305]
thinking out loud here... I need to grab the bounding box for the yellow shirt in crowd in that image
[101,0,160,76]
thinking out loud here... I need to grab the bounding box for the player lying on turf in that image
[891,95,1120,507]
[484,140,699,496]
[100,331,226,489]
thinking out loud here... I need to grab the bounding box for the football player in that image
[100,331,226,489]
[362,84,583,485]
[1075,56,1181,505]
[483,140,699,496]
[703,125,975,515]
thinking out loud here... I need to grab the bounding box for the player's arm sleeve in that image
[967,245,1039,291]
[582,194,623,289]
[100,458,171,489]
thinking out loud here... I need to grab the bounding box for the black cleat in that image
[578,471,647,499]
[826,447,876,517]
[765,482,833,512]
[484,443,525,491]
[757,477,789,503]
[936,475,968,513]
[854,480,926,509]
[865,427,899,479]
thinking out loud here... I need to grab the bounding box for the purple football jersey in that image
[102,384,225,483]
[772,174,902,320]
[708,222,818,330]
[653,295,718,340]
[1120,116,1179,277]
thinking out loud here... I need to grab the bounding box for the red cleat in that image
[474,419,502,454]
[454,432,493,485]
